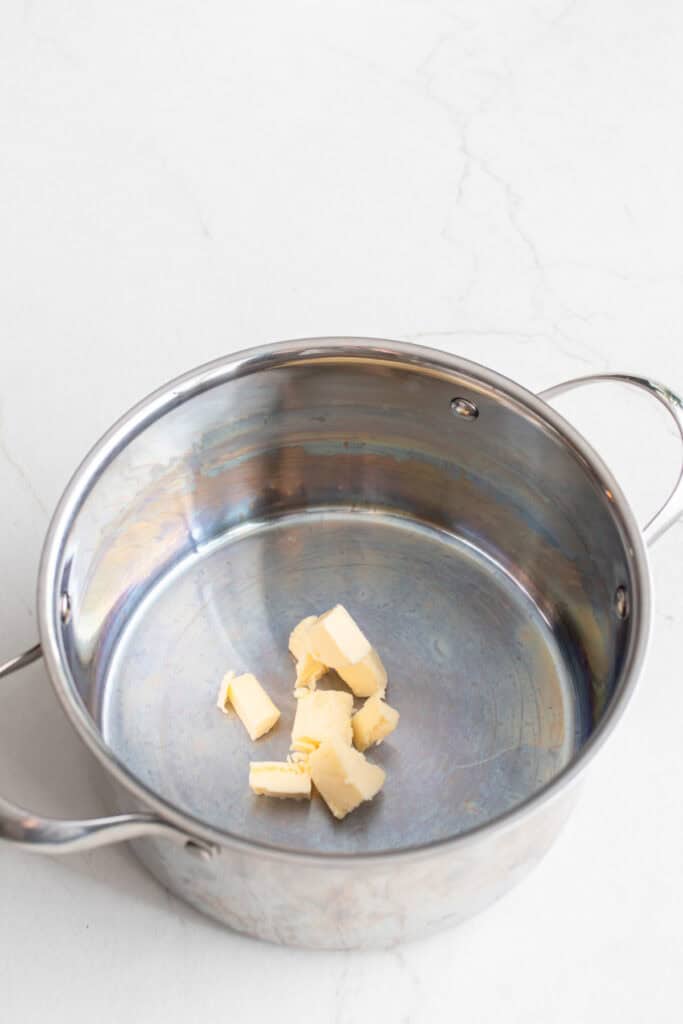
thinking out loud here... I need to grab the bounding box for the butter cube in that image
[309,738,385,819]
[249,761,311,800]
[352,694,400,751]
[337,649,387,698]
[308,605,387,698]
[219,671,280,741]
[294,650,327,691]
[289,615,326,690]
[308,605,371,667]
[290,689,353,754]
[288,615,319,660]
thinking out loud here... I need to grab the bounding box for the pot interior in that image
[49,346,640,854]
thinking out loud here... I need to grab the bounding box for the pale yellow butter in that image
[308,605,371,666]
[290,689,353,753]
[295,649,327,691]
[288,615,319,660]
[289,615,326,690]
[219,671,280,741]
[309,737,385,819]
[308,605,387,697]
[216,670,235,713]
[337,649,387,698]
[352,694,400,751]
[249,760,311,799]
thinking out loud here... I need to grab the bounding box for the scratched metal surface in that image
[100,509,581,855]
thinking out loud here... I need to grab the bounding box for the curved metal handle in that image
[0,643,43,679]
[0,797,215,856]
[540,373,683,546]
[0,646,216,859]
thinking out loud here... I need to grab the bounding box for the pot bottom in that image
[98,507,583,857]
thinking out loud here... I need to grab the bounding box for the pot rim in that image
[37,338,652,864]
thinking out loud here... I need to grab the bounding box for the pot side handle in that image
[0,648,216,860]
[539,373,683,546]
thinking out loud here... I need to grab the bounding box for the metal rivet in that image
[615,586,629,620]
[185,840,213,862]
[60,592,72,625]
[451,397,479,420]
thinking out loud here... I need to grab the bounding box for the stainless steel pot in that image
[2,339,682,949]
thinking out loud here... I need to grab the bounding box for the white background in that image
[1,2,682,1021]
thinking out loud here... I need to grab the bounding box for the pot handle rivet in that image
[615,586,629,619]
[185,840,214,862]
[451,397,479,420]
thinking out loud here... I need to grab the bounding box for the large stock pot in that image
[1,339,682,949]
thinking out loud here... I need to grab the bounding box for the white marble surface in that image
[2,1,683,1020]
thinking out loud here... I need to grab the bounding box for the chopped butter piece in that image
[222,672,280,741]
[288,750,310,764]
[216,670,236,713]
[308,605,387,697]
[337,649,387,698]
[308,604,371,667]
[295,650,326,691]
[288,615,319,660]
[309,738,385,819]
[290,689,353,753]
[352,694,400,751]
[249,761,311,799]
[289,615,327,691]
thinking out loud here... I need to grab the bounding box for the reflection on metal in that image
[450,396,479,420]
[615,585,630,620]
[0,339,663,947]
[540,373,683,545]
